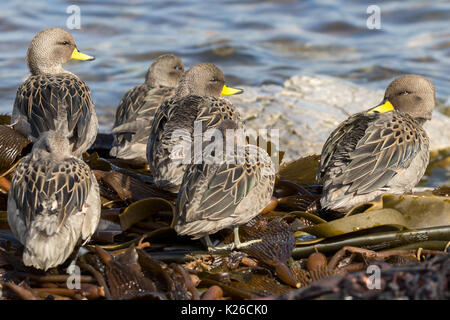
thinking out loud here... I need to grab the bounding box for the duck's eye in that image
[210,77,218,82]
[59,41,70,46]
[174,65,182,71]
[45,143,52,153]
[399,90,411,95]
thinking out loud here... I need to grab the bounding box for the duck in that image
[11,27,97,158]
[317,74,435,213]
[174,119,276,251]
[7,129,101,270]
[146,62,243,193]
[110,54,184,163]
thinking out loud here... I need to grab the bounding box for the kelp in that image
[0,146,449,300]
[94,246,163,300]
[277,154,320,185]
[234,218,299,287]
[0,125,30,177]
[292,225,450,259]
[0,211,8,229]
[302,208,407,238]
[289,192,450,253]
[281,253,450,300]
[95,170,175,202]
[118,197,174,231]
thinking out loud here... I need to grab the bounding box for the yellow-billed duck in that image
[317,74,435,213]
[146,62,243,192]
[175,119,276,251]
[110,54,184,163]
[8,130,101,270]
[12,28,97,158]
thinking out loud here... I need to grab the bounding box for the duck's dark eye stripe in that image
[399,90,411,95]
[58,41,70,45]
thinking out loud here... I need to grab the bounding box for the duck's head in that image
[145,54,184,88]
[369,75,436,123]
[175,63,243,97]
[27,27,94,75]
[32,131,71,160]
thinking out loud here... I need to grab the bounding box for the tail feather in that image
[23,213,84,271]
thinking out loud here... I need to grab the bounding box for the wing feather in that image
[13,74,94,154]
[177,159,261,224]
[113,84,174,146]
[318,111,426,197]
[10,157,92,235]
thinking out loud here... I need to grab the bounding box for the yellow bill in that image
[70,48,95,61]
[221,85,243,96]
[367,99,394,114]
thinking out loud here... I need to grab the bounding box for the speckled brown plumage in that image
[11,28,97,158]
[7,131,101,270]
[13,74,96,156]
[0,125,30,174]
[146,63,243,193]
[317,75,436,212]
[175,141,275,240]
[110,54,184,162]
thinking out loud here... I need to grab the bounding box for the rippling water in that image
[0,0,449,129]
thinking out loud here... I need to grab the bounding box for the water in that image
[0,1,448,190]
[0,0,449,124]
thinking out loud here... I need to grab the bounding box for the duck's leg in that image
[205,235,234,252]
[205,227,262,252]
[204,235,218,251]
[232,227,262,249]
